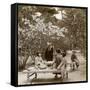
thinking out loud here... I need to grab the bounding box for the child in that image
[35,52,47,69]
[53,49,67,78]
[71,51,79,70]
[61,50,66,58]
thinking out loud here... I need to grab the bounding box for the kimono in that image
[35,56,47,69]
[53,54,67,76]
[45,46,53,61]
[54,54,66,70]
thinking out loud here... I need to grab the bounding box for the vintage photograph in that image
[18,4,87,85]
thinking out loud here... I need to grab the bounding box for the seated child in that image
[61,50,67,58]
[71,51,79,70]
[35,52,47,69]
[53,49,67,78]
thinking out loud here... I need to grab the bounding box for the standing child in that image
[71,51,79,70]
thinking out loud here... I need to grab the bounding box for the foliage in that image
[18,5,86,71]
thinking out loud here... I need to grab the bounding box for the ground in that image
[18,53,86,85]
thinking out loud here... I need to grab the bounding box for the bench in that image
[25,67,68,81]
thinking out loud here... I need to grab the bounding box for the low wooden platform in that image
[24,67,68,81]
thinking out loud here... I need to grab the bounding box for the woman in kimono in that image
[45,43,54,61]
[35,52,47,69]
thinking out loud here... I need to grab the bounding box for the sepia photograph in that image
[17,4,88,85]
